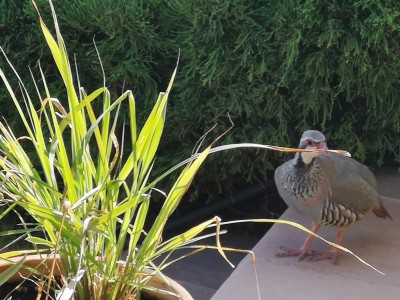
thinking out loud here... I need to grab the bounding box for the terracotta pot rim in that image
[0,253,193,300]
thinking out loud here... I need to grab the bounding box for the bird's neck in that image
[295,153,315,167]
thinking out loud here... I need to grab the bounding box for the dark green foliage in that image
[1,0,400,201]
[0,0,37,130]
[270,0,400,165]
[163,1,286,196]
[163,0,400,197]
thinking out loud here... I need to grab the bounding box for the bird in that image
[274,130,392,264]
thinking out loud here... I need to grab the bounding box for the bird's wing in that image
[319,173,379,226]
[329,172,379,216]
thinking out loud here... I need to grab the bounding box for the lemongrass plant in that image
[0,1,233,299]
[0,1,382,299]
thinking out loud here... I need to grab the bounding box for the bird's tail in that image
[372,199,393,220]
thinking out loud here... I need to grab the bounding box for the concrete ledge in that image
[212,199,400,300]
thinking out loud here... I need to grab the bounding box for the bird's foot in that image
[276,247,339,264]
[275,247,313,261]
[308,251,338,264]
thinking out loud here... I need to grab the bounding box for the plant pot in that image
[0,254,193,300]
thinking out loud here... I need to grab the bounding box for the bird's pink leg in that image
[309,227,346,264]
[276,222,321,260]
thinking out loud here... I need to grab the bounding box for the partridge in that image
[274,130,392,263]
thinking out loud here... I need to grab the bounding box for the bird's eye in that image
[306,140,315,146]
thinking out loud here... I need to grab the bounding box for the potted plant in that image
[0,1,234,299]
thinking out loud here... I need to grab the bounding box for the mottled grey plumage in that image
[274,130,391,263]
[276,152,380,225]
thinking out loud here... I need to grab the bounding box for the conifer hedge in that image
[1,0,400,199]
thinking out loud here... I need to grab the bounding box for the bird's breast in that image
[280,163,325,203]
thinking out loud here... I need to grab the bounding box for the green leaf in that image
[0,254,26,286]
[155,218,215,256]
[25,237,56,248]
[136,146,211,265]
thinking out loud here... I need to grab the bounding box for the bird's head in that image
[297,130,328,165]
